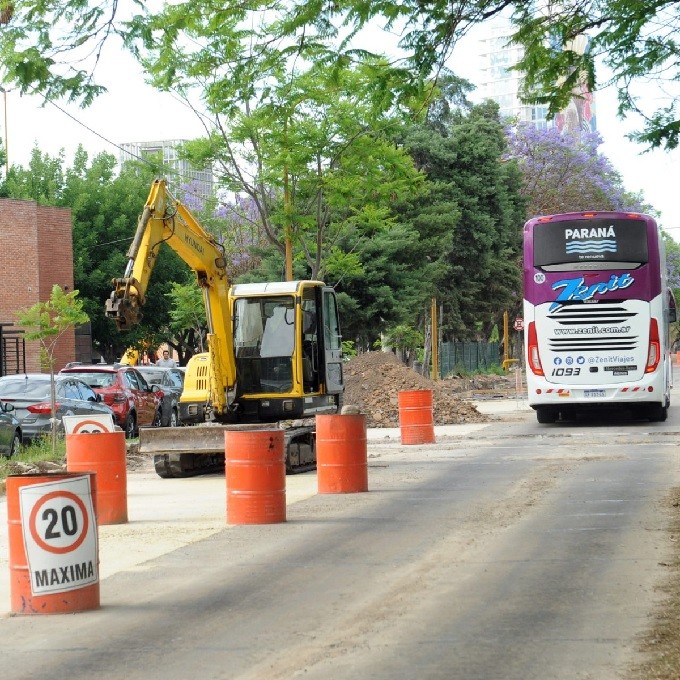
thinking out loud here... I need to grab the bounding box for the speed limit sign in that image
[19,475,98,595]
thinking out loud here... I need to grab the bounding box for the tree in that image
[165,280,207,365]
[505,124,647,216]
[7,2,680,152]
[16,284,89,453]
[1,146,193,361]
[0,1,446,280]
[396,101,526,341]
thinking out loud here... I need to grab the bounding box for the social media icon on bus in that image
[565,356,574,365]
[554,357,562,365]
[577,356,585,364]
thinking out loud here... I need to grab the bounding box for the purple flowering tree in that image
[505,124,646,217]
[178,181,266,280]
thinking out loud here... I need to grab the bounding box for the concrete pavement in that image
[0,397,531,615]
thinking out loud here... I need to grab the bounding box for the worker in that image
[156,349,177,368]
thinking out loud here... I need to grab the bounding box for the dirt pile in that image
[343,352,487,428]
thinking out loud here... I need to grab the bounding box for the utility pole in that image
[431,297,438,380]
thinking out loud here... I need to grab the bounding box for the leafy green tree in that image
[1,146,65,203]
[16,284,89,453]
[2,145,193,360]
[165,280,207,365]
[172,60,425,281]
[0,1,426,282]
[396,101,526,341]
[8,1,680,151]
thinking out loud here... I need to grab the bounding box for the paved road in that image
[0,395,678,680]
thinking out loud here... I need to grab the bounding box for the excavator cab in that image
[179,280,343,425]
[230,280,343,421]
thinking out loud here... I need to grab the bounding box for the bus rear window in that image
[533,218,648,271]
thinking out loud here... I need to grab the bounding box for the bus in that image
[523,211,676,424]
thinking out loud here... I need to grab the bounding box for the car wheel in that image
[168,408,179,428]
[124,413,137,439]
[9,430,21,457]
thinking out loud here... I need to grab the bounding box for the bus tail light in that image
[645,318,660,373]
[527,321,544,376]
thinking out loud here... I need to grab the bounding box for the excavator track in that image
[143,422,318,478]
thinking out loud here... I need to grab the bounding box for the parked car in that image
[135,366,184,427]
[0,374,115,444]
[0,400,22,457]
[59,365,162,438]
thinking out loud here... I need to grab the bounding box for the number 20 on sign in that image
[19,475,98,595]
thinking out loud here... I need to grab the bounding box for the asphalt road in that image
[0,394,678,680]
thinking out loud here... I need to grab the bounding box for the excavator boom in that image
[105,179,236,416]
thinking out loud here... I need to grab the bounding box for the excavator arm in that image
[105,179,237,416]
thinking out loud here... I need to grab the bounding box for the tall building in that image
[119,140,214,199]
[478,17,596,134]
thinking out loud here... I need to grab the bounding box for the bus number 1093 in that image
[551,368,581,377]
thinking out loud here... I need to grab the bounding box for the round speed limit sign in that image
[19,475,98,595]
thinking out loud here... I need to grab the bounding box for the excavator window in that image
[233,296,295,394]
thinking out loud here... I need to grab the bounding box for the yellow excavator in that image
[105,179,344,477]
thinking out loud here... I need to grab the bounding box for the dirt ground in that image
[343,350,515,427]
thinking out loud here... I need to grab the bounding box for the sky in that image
[4,23,679,241]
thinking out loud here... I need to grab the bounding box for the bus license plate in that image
[584,389,606,398]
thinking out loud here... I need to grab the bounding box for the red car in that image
[59,365,163,438]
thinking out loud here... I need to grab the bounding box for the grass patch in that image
[0,437,67,494]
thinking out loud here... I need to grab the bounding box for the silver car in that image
[0,374,115,443]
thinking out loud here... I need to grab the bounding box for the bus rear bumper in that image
[527,375,668,408]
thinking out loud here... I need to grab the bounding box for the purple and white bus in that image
[523,211,676,423]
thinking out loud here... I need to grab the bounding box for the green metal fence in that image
[439,341,501,376]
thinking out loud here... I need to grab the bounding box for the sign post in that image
[7,472,100,614]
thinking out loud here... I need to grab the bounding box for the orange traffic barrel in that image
[6,472,100,615]
[225,429,286,524]
[398,389,436,445]
[66,431,128,525]
[316,414,368,493]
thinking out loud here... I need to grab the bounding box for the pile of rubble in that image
[343,351,487,428]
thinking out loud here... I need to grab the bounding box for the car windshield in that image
[139,370,165,384]
[0,378,50,398]
[65,372,116,388]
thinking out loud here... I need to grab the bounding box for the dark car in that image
[59,365,162,438]
[0,374,115,443]
[0,400,22,456]
[135,366,185,427]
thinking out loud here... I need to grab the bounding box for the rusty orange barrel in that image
[398,389,436,445]
[7,472,100,615]
[225,429,286,524]
[66,431,128,525]
[316,414,368,493]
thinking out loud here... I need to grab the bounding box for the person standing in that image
[156,349,177,368]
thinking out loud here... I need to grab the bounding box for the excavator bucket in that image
[139,424,279,478]
[139,425,235,456]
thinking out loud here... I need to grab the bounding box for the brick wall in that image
[0,200,75,373]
